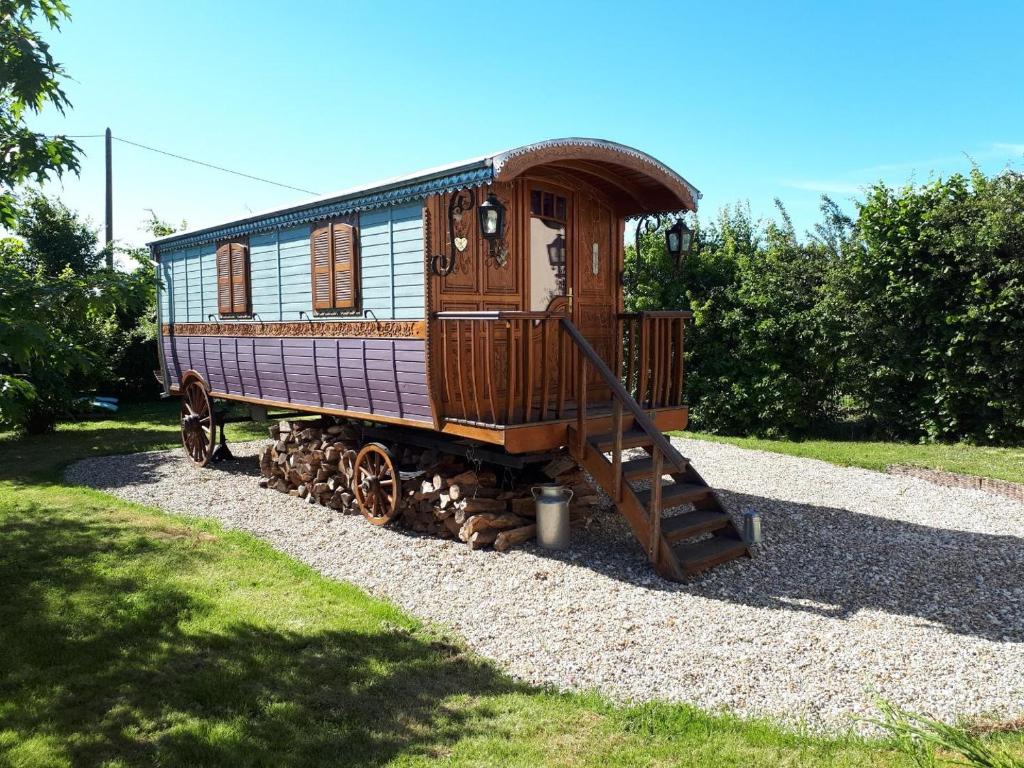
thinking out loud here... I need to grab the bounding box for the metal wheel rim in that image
[352,443,398,525]
[180,381,215,467]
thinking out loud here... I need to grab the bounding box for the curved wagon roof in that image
[150,138,700,252]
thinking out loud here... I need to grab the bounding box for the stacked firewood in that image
[257,418,600,552]
[257,420,363,512]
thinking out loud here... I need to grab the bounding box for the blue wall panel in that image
[278,225,312,320]
[200,244,218,321]
[249,231,281,321]
[155,200,425,323]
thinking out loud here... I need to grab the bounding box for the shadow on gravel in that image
[0,504,520,767]
[541,487,1024,644]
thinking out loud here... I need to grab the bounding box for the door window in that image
[529,190,568,311]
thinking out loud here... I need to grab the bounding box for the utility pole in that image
[105,127,113,267]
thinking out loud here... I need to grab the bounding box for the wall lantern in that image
[665,218,693,265]
[477,193,506,256]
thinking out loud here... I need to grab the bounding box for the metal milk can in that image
[531,483,574,550]
[743,508,762,546]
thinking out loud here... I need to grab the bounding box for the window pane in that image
[543,193,554,218]
[529,217,567,311]
[530,190,542,215]
[555,195,567,221]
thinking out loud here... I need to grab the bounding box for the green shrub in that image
[626,168,1024,445]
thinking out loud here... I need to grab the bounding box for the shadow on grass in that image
[0,506,519,767]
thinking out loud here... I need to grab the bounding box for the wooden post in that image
[104,127,113,267]
[454,320,466,421]
[506,320,516,424]
[676,317,685,406]
[612,398,623,502]
[649,446,663,565]
[468,320,481,421]
[523,318,534,422]
[576,348,587,456]
[540,317,551,420]
[556,322,566,418]
[485,323,497,424]
[638,317,650,409]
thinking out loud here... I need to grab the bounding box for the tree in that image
[1,0,79,228]
[0,197,159,432]
[13,192,100,275]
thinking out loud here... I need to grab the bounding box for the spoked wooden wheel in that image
[352,442,399,525]
[180,380,215,467]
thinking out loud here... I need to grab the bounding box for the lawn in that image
[681,432,1024,485]
[0,403,1016,767]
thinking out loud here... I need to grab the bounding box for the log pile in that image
[257,418,600,552]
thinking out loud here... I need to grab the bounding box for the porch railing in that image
[619,311,692,410]
[431,309,692,427]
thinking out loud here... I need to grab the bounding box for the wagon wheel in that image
[352,443,399,525]
[180,380,215,467]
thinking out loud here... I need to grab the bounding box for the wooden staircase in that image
[561,319,750,581]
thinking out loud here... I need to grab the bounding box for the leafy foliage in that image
[0,0,80,227]
[0,196,156,433]
[839,170,1024,443]
[628,169,1024,444]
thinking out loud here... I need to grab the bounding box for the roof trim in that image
[492,138,701,214]
[150,137,700,253]
[151,160,493,252]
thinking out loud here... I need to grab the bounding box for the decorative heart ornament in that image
[454,237,468,252]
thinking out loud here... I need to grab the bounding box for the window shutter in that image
[309,220,359,311]
[311,223,333,310]
[332,222,357,309]
[216,239,250,316]
[216,243,232,314]
[229,241,250,314]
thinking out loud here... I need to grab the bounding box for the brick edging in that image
[886,464,1024,502]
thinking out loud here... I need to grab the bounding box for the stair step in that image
[674,535,749,573]
[589,429,653,452]
[621,454,688,480]
[660,510,732,542]
[635,482,711,510]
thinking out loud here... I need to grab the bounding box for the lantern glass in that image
[478,193,505,241]
[484,208,499,235]
[666,219,693,260]
[667,231,680,254]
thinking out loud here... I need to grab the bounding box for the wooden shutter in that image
[216,243,232,314]
[332,222,357,309]
[309,220,359,310]
[229,241,249,314]
[215,238,250,315]
[311,223,333,310]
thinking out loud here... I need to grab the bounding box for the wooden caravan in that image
[153,137,749,580]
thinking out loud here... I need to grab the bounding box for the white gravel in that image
[66,438,1024,733]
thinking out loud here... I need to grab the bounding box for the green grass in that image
[679,432,1024,485]
[0,405,1016,766]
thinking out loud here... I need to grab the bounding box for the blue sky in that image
[33,0,1024,249]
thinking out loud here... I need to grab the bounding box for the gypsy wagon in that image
[152,137,749,580]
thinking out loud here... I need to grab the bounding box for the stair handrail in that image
[559,317,688,470]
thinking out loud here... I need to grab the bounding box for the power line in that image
[53,132,320,195]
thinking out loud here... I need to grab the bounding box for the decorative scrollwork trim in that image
[162,321,426,339]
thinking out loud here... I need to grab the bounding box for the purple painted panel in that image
[164,333,431,423]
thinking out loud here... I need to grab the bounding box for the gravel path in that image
[66,439,1024,733]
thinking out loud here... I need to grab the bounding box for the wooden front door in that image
[527,183,617,404]
[572,192,617,400]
